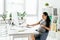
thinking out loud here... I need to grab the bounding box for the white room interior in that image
[0,0,60,40]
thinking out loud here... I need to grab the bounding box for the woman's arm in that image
[41,25,50,31]
[27,21,40,26]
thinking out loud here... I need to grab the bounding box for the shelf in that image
[53,8,58,16]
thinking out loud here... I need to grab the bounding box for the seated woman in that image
[27,12,51,40]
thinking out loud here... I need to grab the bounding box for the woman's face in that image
[42,14,47,20]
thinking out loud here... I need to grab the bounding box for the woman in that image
[27,12,51,40]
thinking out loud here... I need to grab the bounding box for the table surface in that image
[8,26,39,35]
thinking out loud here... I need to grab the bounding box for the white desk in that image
[8,26,39,40]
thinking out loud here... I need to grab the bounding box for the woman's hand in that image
[26,24,35,28]
[27,24,35,26]
[27,24,30,26]
[26,24,31,28]
[27,24,29,27]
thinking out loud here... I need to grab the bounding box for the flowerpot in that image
[12,22,14,25]
[10,18,12,20]
[3,19,5,21]
[21,17,23,20]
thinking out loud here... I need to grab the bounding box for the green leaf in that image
[45,3,49,6]
[10,13,12,17]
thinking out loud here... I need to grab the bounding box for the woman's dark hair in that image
[43,12,51,32]
[43,12,51,27]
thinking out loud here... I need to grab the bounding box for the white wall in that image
[0,0,60,40]
[38,0,60,20]
[25,0,37,15]
[39,0,60,8]
[25,0,38,24]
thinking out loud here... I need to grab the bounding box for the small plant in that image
[17,11,26,20]
[21,11,26,17]
[45,3,49,6]
[2,14,7,21]
[17,12,20,16]
[2,11,8,21]
[9,13,12,20]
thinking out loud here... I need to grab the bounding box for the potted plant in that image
[17,11,26,20]
[21,11,26,20]
[45,3,49,6]
[2,13,7,21]
[9,13,12,20]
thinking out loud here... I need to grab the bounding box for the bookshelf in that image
[57,8,60,31]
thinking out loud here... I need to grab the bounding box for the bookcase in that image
[57,8,60,31]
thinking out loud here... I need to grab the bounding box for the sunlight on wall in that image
[25,0,37,15]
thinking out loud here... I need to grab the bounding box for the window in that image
[25,0,38,24]
[5,0,38,24]
[25,0,37,16]
[0,0,4,14]
[6,0,25,12]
